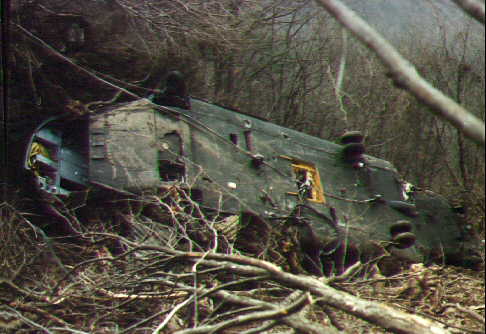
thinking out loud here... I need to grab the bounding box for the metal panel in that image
[89,102,161,191]
[59,147,89,185]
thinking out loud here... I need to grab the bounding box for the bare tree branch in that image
[173,292,313,334]
[451,0,486,24]
[154,276,340,334]
[2,188,482,333]
[152,296,194,334]
[313,0,485,146]
[122,240,461,334]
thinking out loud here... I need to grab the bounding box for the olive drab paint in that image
[19,98,482,273]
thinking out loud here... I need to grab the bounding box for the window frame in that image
[282,156,326,204]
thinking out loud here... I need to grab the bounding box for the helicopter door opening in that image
[284,158,325,203]
[26,117,89,195]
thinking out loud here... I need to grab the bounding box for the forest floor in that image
[333,264,484,333]
[0,191,484,334]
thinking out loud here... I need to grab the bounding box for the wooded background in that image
[2,1,485,333]
[6,0,485,232]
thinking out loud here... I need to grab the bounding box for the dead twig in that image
[118,238,460,334]
[441,303,485,325]
[172,292,313,334]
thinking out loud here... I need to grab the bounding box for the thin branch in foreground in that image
[125,236,461,334]
[173,292,312,334]
[313,0,485,146]
[152,296,194,334]
[184,255,462,333]
[451,0,486,24]
[2,306,55,334]
[198,288,338,334]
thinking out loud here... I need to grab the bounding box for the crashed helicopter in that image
[17,73,482,274]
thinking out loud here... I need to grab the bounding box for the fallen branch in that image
[120,238,461,334]
[173,292,313,334]
[155,279,339,334]
[442,303,485,325]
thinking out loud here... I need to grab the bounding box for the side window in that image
[158,156,185,182]
[158,132,185,182]
[287,158,325,203]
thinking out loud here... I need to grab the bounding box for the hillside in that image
[2,1,485,333]
[0,189,484,333]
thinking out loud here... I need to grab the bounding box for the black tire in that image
[390,220,412,236]
[392,232,416,249]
